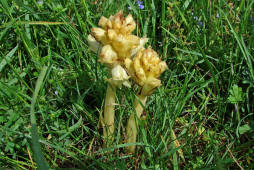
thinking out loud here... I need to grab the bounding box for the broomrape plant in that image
[125,47,167,153]
[88,11,166,152]
[88,11,147,145]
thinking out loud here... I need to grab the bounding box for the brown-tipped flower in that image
[99,11,136,35]
[91,28,108,45]
[125,47,167,96]
[90,11,147,65]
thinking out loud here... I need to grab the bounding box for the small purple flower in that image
[138,1,144,9]
[198,21,203,28]
[250,17,253,22]
[216,13,220,18]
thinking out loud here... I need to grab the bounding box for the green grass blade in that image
[221,9,254,82]
[30,66,49,170]
[0,45,18,72]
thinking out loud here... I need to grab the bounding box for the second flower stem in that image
[103,83,116,145]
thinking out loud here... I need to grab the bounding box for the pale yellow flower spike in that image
[125,47,167,96]
[90,10,145,65]
[88,11,148,146]
[125,47,167,153]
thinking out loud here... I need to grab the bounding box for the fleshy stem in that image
[126,93,147,153]
[103,83,116,145]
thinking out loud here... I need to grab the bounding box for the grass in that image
[0,0,254,169]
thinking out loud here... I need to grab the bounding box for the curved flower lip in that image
[140,77,161,96]
[107,64,131,88]
[91,27,108,44]
[87,34,102,53]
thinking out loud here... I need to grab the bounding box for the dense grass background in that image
[1,0,254,169]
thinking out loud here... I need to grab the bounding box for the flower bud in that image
[98,16,109,28]
[121,14,136,34]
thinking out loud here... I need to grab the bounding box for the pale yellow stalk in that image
[103,83,116,144]
[124,47,167,153]
[126,94,147,153]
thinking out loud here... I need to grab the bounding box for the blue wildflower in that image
[250,17,253,22]
[138,1,144,9]
[216,13,220,18]
[198,21,203,28]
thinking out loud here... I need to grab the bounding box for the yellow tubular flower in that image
[108,64,130,88]
[91,28,108,45]
[99,45,118,66]
[125,47,167,96]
